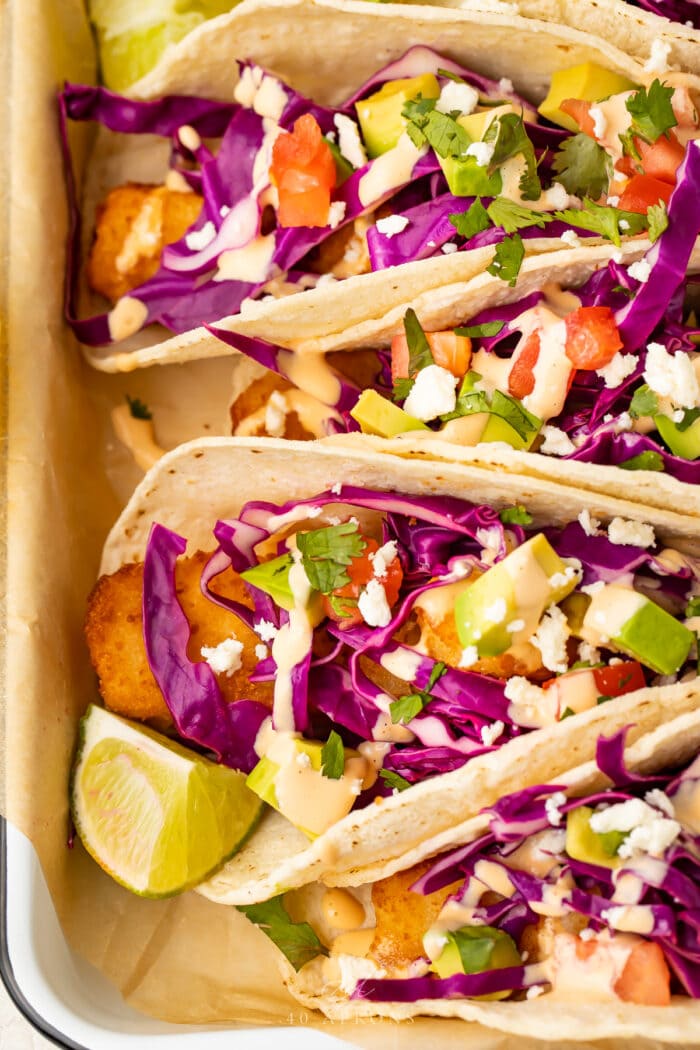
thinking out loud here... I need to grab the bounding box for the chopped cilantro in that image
[624,79,677,145]
[647,200,669,243]
[551,134,612,199]
[449,198,491,239]
[392,308,434,402]
[402,97,470,158]
[618,451,665,472]
[486,197,551,234]
[454,321,505,339]
[484,113,541,200]
[321,730,345,780]
[237,896,327,971]
[490,390,541,441]
[441,388,491,423]
[297,522,366,594]
[499,505,533,525]
[379,769,412,792]
[553,200,647,247]
[596,695,613,705]
[487,233,524,286]
[427,661,447,690]
[126,394,152,420]
[560,706,575,720]
[676,407,700,432]
[629,384,659,419]
[390,661,446,724]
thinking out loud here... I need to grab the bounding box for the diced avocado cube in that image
[240,553,294,610]
[616,599,694,675]
[350,389,429,437]
[458,104,519,144]
[488,391,541,450]
[355,73,440,158]
[431,926,521,1000]
[480,413,531,450]
[438,154,503,198]
[538,62,637,131]
[454,533,577,655]
[566,805,624,869]
[655,413,700,461]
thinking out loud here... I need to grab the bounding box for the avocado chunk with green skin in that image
[538,62,637,132]
[355,73,440,158]
[240,553,295,610]
[431,927,521,1000]
[439,154,503,197]
[616,600,694,675]
[350,389,429,437]
[566,805,624,870]
[454,533,578,655]
[480,413,532,450]
[655,413,700,461]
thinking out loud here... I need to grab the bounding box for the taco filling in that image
[85,484,700,848]
[63,46,700,346]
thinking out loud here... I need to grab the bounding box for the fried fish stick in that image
[369,862,460,971]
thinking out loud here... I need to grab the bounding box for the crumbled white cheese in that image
[331,482,342,495]
[255,619,278,643]
[375,214,410,238]
[589,105,607,139]
[403,364,458,421]
[526,985,545,1000]
[465,141,496,167]
[337,955,387,996]
[643,342,700,410]
[644,789,675,818]
[296,751,311,768]
[264,390,288,438]
[499,77,514,94]
[619,219,630,232]
[590,797,681,858]
[596,353,638,389]
[548,564,582,590]
[578,640,601,665]
[579,927,596,942]
[254,643,269,661]
[560,229,581,248]
[578,509,601,537]
[358,578,392,627]
[607,195,620,207]
[333,113,368,170]
[480,720,505,747]
[581,580,605,597]
[327,201,347,229]
[460,645,479,668]
[441,242,458,254]
[627,259,651,284]
[201,636,244,676]
[504,676,547,707]
[185,220,216,252]
[540,425,576,456]
[543,181,570,210]
[371,540,398,579]
[643,37,671,75]
[672,409,685,423]
[531,605,570,674]
[607,517,656,548]
[614,411,633,433]
[507,618,525,633]
[435,80,479,115]
[220,205,230,218]
[545,790,568,827]
[484,597,507,623]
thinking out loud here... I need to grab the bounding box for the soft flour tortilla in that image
[97,436,700,906]
[280,708,700,1043]
[75,0,700,372]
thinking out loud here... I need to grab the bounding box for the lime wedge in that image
[71,704,262,897]
[88,1,238,91]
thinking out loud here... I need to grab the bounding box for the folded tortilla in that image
[69,0,700,372]
[94,437,700,907]
[273,708,700,1042]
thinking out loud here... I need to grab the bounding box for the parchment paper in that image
[2,1,699,1047]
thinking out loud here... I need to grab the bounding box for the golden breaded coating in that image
[369,861,460,971]
[87,183,203,303]
[306,215,373,279]
[230,373,316,440]
[85,550,273,723]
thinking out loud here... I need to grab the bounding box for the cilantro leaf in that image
[427,661,447,690]
[392,307,435,404]
[126,394,152,420]
[392,376,415,402]
[490,390,541,441]
[441,388,491,423]
[486,197,551,234]
[487,234,524,286]
[297,522,366,594]
[647,200,669,243]
[552,134,612,199]
[685,597,700,617]
[553,199,647,247]
[619,451,665,471]
[449,198,491,239]
[629,384,659,419]
[484,113,541,200]
[321,730,345,780]
[402,97,470,159]
[625,79,677,145]
[454,321,505,339]
[560,706,575,720]
[389,692,428,724]
[379,769,412,792]
[676,407,700,432]
[499,505,533,525]
[238,897,327,971]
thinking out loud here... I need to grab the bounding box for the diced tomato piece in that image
[618,173,674,215]
[560,98,595,137]
[271,114,336,228]
[614,941,671,1006]
[322,537,404,627]
[635,131,684,184]
[508,331,540,400]
[390,330,472,382]
[564,307,623,370]
[592,661,645,698]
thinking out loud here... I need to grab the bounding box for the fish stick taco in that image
[73,437,700,909]
[252,710,700,1042]
[61,0,700,371]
